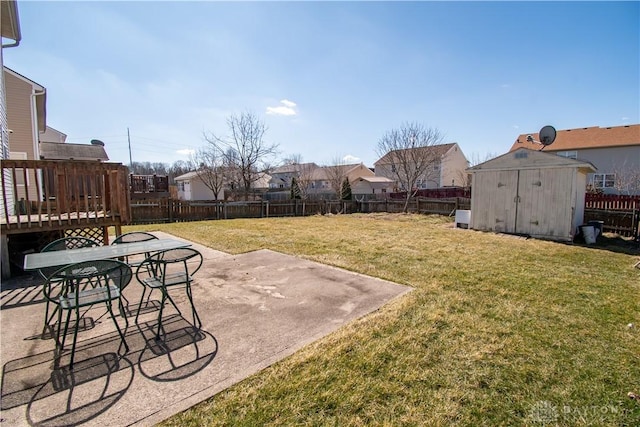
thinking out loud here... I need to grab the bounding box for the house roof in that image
[356,176,395,183]
[1,1,21,43]
[39,142,109,161]
[468,148,596,173]
[271,162,319,174]
[375,143,456,165]
[509,124,640,152]
[174,171,199,181]
[40,126,67,143]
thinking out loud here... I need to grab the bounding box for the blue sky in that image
[5,1,639,168]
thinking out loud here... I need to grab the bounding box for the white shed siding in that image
[469,149,595,241]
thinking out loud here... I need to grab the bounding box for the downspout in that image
[1,39,20,49]
[1,0,22,48]
[30,89,46,159]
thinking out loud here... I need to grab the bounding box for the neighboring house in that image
[270,162,377,198]
[175,171,218,201]
[374,143,469,190]
[4,66,46,202]
[175,170,271,201]
[40,125,67,143]
[269,162,319,189]
[509,124,640,195]
[309,163,377,197]
[351,176,395,197]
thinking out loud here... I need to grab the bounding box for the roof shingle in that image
[509,124,640,152]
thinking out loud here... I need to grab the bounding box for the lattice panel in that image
[35,230,64,251]
[63,227,107,245]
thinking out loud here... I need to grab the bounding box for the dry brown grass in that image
[129,213,640,426]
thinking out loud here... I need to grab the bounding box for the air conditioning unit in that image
[455,209,471,229]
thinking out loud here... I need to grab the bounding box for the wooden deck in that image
[1,159,131,278]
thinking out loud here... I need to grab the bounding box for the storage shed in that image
[467,148,596,241]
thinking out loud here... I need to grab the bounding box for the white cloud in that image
[512,125,520,129]
[266,106,297,116]
[343,154,361,163]
[266,99,298,116]
[621,116,629,121]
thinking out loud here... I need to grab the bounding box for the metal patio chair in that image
[44,259,132,368]
[135,248,203,339]
[38,237,100,334]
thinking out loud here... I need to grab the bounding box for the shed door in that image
[515,168,574,238]
[473,170,518,233]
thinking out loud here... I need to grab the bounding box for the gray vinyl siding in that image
[571,146,640,194]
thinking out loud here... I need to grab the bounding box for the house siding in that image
[375,143,469,190]
[440,145,469,187]
[572,146,639,194]
[5,70,40,201]
[0,50,14,218]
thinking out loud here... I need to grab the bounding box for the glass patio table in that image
[24,238,192,271]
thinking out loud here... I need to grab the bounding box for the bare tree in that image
[294,162,318,200]
[192,146,226,200]
[204,112,279,200]
[376,122,445,212]
[282,153,304,165]
[611,161,640,195]
[324,156,350,199]
[457,151,499,187]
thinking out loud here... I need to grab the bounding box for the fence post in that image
[168,198,173,223]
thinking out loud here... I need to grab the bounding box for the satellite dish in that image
[90,139,105,146]
[538,126,556,146]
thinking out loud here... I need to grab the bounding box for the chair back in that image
[39,237,100,280]
[135,248,203,283]
[111,231,158,245]
[44,259,133,304]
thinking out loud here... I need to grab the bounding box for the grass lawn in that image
[130,213,639,426]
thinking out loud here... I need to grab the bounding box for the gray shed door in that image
[515,168,574,238]
[474,167,574,237]
[473,170,518,233]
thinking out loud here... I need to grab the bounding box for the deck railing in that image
[130,174,169,195]
[0,159,131,233]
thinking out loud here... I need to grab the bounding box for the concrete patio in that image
[0,232,411,426]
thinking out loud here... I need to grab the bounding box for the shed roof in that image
[39,142,109,161]
[467,148,596,173]
[509,124,640,152]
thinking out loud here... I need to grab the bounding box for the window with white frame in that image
[557,151,578,159]
[592,173,615,189]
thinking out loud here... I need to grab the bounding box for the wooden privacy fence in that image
[131,197,469,224]
[584,194,639,239]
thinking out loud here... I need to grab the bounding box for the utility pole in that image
[127,127,133,169]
